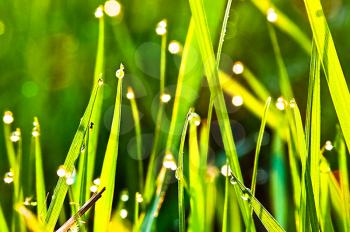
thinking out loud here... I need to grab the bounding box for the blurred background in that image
[1,0,350,230]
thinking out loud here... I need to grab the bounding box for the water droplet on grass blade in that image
[3,171,14,184]
[241,189,251,202]
[57,165,66,177]
[10,130,21,142]
[267,8,278,23]
[163,153,177,170]
[156,19,167,35]
[94,6,104,18]
[3,111,14,124]
[230,176,237,185]
[104,0,121,17]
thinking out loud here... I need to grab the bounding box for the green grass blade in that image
[188,0,258,227]
[289,103,318,232]
[93,64,124,232]
[335,128,350,230]
[3,111,17,170]
[251,97,271,196]
[127,87,144,192]
[0,203,9,232]
[304,42,321,223]
[303,0,350,154]
[319,165,334,232]
[251,0,311,53]
[188,112,205,232]
[32,117,47,222]
[86,9,105,204]
[222,160,229,232]
[230,174,285,232]
[178,109,193,232]
[268,23,293,100]
[45,78,103,231]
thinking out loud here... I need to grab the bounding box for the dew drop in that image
[230,176,237,185]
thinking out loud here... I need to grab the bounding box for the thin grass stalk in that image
[127,87,144,192]
[33,117,47,222]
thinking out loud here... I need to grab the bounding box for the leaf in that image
[33,117,47,222]
[45,78,103,231]
[93,64,124,232]
[230,174,285,232]
[303,0,350,154]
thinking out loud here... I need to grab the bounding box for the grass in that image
[1,0,350,231]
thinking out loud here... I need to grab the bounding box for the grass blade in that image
[188,0,255,227]
[303,0,350,154]
[188,112,205,232]
[0,203,9,232]
[251,0,311,53]
[251,97,271,196]
[127,87,144,192]
[32,117,47,222]
[93,64,124,232]
[230,174,285,232]
[335,127,350,230]
[45,77,103,231]
[86,8,105,204]
[177,109,192,232]
[304,42,321,224]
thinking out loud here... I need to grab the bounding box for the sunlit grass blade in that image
[335,127,350,230]
[304,42,321,223]
[15,204,48,232]
[303,0,350,154]
[86,10,105,204]
[127,87,144,192]
[74,127,89,212]
[222,160,229,232]
[45,78,103,231]
[188,0,254,227]
[32,117,47,222]
[94,64,124,232]
[319,163,334,232]
[289,102,318,231]
[230,174,285,232]
[250,0,311,53]
[3,111,17,170]
[251,97,271,196]
[268,23,293,100]
[188,112,205,232]
[0,203,9,232]
[177,109,192,232]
